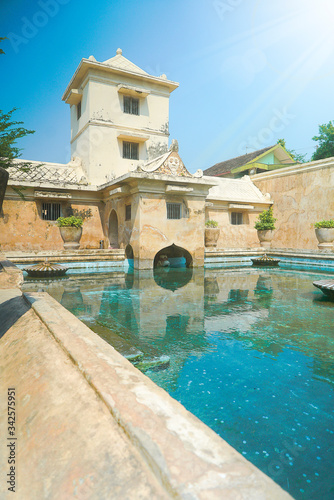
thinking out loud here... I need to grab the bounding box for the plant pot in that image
[59,227,82,250]
[257,229,274,249]
[205,228,220,248]
[315,228,334,251]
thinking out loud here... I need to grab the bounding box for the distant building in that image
[204,144,296,178]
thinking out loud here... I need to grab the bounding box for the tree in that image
[0,37,37,171]
[311,121,334,161]
[0,108,36,170]
[0,37,6,55]
[277,139,306,163]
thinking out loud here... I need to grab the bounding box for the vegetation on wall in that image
[67,207,93,221]
[254,206,277,231]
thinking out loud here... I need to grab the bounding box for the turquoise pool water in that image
[23,267,334,499]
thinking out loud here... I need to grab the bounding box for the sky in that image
[1,0,334,173]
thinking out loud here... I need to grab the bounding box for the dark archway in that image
[125,244,134,269]
[108,210,118,248]
[153,244,193,268]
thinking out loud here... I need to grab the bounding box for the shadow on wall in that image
[154,244,193,268]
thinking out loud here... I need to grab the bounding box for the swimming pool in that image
[22,267,334,499]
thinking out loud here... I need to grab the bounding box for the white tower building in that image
[62,49,179,185]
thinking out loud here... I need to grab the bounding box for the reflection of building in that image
[3,49,333,264]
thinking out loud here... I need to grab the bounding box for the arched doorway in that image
[153,244,193,268]
[108,210,118,248]
[125,244,134,269]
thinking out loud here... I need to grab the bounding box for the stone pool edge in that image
[1,261,292,499]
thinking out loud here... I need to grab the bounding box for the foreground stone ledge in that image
[22,290,292,499]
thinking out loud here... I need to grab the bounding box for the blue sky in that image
[1,0,334,173]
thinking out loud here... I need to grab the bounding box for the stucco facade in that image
[252,158,334,250]
[64,49,178,185]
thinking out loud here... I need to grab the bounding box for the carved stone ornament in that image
[34,191,72,199]
[157,153,192,177]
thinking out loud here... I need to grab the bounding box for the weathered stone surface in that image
[6,289,290,499]
[0,290,169,499]
[253,159,334,250]
[0,198,105,252]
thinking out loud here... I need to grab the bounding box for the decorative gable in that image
[153,152,192,177]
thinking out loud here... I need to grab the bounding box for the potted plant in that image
[205,220,220,248]
[254,206,277,248]
[57,216,84,250]
[314,219,334,250]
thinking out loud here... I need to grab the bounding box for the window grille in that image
[167,203,181,220]
[231,212,243,225]
[123,142,139,160]
[42,203,61,221]
[125,204,131,221]
[77,101,81,120]
[123,96,139,115]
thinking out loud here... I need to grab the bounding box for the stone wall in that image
[0,198,105,252]
[132,193,206,268]
[205,206,264,249]
[252,159,334,250]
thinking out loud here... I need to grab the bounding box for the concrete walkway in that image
[0,262,292,499]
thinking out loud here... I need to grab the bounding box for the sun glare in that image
[252,0,334,81]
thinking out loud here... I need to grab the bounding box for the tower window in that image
[167,203,181,220]
[231,212,243,225]
[77,101,81,120]
[123,96,139,115]
[125,204,131,221]
[42,202,61,221]
[123,142,139,160]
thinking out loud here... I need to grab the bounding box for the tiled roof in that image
[204,145,276,176]
[8,160,88,186]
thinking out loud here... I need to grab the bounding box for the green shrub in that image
[56,216,83,228]
[254,207,277,231]
[314,219,334,229]
[205,220,218,228]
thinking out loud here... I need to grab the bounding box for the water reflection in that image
[153,267,193,291]
[22,268,334,380]
[21,267,334,500]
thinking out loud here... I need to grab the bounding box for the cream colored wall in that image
[103,190,206,268]
[133,194,206,269]
[70,72,171,185]
[0,196,105,252]
[252,160,334,250]
[205,206,267,248]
